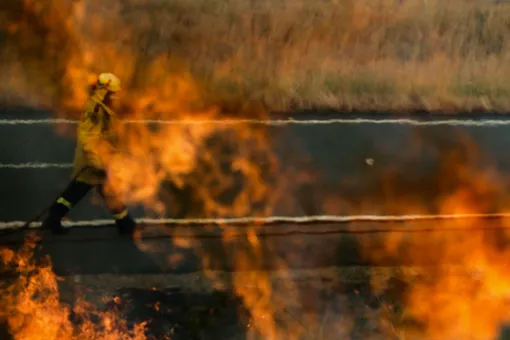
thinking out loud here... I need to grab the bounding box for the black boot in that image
[41,215,70,235]
[41,203,70,235]
[115,214,136,237]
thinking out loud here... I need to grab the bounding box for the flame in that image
[0,234,147,340]
[400,237,510,339]
[358,132,510,339]
[364,215,510,340]
[2,1,290,338]
[6,1,510,339]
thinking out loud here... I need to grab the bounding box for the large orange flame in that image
[0,234,148,340]
[5,1,510,339]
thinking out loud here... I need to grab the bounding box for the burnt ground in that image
[56,268,412,340]
[52,267,510,340]
[0,266,420,340]
[3,219,510,338]
[3,260,510,339]
[5,265,509,340]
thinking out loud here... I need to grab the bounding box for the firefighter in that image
[41,72,136,236]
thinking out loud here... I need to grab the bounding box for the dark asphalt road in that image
[2,108,510,274]
[3,109,510,221]
[3,219,509,275]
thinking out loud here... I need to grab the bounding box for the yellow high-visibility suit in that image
[42,73,135,236]
[73,88,119,185]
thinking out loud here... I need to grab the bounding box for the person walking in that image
[41,72,136,236]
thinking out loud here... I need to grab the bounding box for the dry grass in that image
[115,0,510,113]
[3,0,510,113]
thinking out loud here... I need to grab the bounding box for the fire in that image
[3,1,289,338]
[360,133,510,339]
[368,219,510,340]
[0,234,147,340]
[5,1,510,339]
[402,243,510,339]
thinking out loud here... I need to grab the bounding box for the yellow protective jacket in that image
[72,89,120,185]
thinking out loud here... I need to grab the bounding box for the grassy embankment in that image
[3,0,510,113]
[134,0,510,113]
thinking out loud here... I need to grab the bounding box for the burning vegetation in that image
[0,235,148,340]
[3,1,510,339]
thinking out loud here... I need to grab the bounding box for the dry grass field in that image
[120,0,510,113]
[3,0,510,113]
[142,0,510,113]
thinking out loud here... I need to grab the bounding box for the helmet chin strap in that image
[91,87,116,116]
[93,87,108,100]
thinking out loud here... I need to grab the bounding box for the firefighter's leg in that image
[41,179,93,234]
[97,184,136,236]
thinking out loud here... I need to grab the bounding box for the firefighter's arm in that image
[79,109,116,170]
